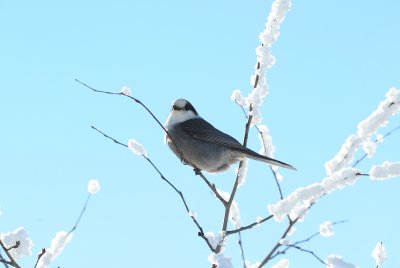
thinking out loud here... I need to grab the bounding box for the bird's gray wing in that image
[178,118,246,150]
[179,118,297,170]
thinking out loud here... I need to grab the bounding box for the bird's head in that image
[166,99,199,126]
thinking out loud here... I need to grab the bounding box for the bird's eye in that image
[184,104,190,110]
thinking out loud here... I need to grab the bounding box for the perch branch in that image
[214,106,254,254]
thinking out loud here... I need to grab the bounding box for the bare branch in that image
[76,79,187,165]
[91,126,128,148]
[0,258,12,268]
[196,171,228,206]
[0,240,20,268]
[226,215,273,236]
[286,244,326,265]
[5,242,19,252]
[90,126,216,252]
[67,193,92,236]
[237,232,246,268]
[0,251,11,268]
[270,220,349,265]
[258,217,300,267]
[34,249,46,268]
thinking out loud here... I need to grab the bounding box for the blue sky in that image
[1,0,400,267]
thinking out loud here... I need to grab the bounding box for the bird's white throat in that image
[165,109,199,128]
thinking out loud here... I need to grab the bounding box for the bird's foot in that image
[193,168,202,175]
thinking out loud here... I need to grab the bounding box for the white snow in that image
[245,260,261,268]
[36,231,73,268]
[230,199,242,229]
[279,239,290,245]
[208,253,233,268]
[88,179,101,194]
[236,158,249,187]
[204,232,225,250]
[371,242,387,267]
[272,258,290,268]
[120,86,131,96]
[128,139,147,157]
[231,0,292,125]
[0,227,33,259]
[325,255,358,268]
[231,89,247,108]
[188,210,197,219]
[370,161,400,180]
[268,168,360,222]
[319,221,334,237]
[325,88,400,175]
[258,124,276,158]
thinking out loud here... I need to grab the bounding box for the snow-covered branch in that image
[370,161,400,180]
[268,168,362,222]
[325,88,400,175]
[231,0,292,125]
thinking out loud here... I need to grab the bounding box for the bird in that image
[164,98,296,173]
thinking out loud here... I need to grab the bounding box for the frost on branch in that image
[325,255,358,268]
[217,190,242,228]
[231,0,292,125]
[268,168,360,222]
[36,231,73,268]
[88,179,101,194]
[258,124,276,158]
[204,232,226,251]
[120,86,131,96]
[208,253,233,268]
[325,87,400,175]
[319,221,334,237]
[371,242,387,267]
[128,139,147,157]
[245,260,261,268]
[235,158,249,187]
[271,258,290,268]
[370,161,400,180]
[0,227,33,259]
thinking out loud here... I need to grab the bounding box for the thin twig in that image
[0,251,10,268]
[0,259,12,268]
[226,215,273,236]
[5,242,19,252]
[67,193,92,236]
[258,217,300,267]
[286,244,326,265]
[80,80,226,206]
[90,126,216,252]
[270,220,348,265]
[34,249,46,268]
[353,125,400,167]
[76,79,187,165]
[196,171,228,205]
[142,155,216,252]
[238,232,246,268]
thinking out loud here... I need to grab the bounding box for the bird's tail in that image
[240,148,296,171]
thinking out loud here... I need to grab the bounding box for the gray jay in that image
[164,99,296,173]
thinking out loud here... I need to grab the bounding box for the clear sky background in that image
[1,0,400,267]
